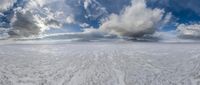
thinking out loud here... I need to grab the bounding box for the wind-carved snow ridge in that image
[0,43,200,85]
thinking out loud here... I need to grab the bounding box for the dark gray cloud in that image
[3,0,65,38]
[9,12,41,37]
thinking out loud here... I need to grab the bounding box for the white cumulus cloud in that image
[100,0,168,37]
[177,24,200,39]
[0,0,16,12]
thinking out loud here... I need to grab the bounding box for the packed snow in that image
[0,42,200,85]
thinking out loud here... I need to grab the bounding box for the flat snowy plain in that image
[0,41,200,85]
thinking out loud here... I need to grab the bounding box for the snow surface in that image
[0,42,200,85]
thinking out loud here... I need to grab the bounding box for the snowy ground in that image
[0,42,200,85]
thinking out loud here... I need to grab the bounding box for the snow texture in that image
[0,42,200,85]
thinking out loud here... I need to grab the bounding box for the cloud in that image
[100,0,168,37]
[83,0,92,9]
[177,23,200,39]
[66,15,75,24]
[0,0,81,38]
[9,11,62,37]
[83,0,108,20]
[80,23,90,28]
[9,11,42,37]
[7,0,69,38]
[6,0,110,38]
[0,28,9,39]
[31,28,117,42]
[0,0,16,12]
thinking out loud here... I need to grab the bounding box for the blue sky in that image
[148,0,200,21]
[1,0,200,40]
[1,0,198,30]
[1,0,200,29]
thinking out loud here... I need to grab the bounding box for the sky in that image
[1,0,200,41]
